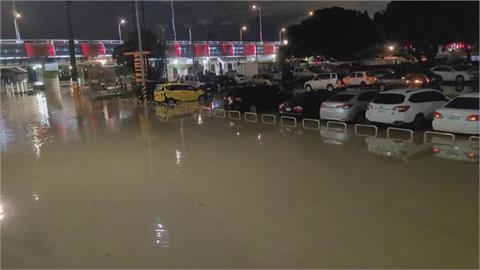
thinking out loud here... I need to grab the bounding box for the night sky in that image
[1,1,388,41]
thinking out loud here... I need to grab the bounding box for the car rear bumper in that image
[366,111,409,125]
[432,119,479,135]
[320,108,355,121]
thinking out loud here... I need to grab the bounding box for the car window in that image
[186,85,196,90]
[409,92,431,103]
[165,84,184,91]
[329,94,355,102]
[356,72,364,78]
[435,67,451,72]
[319,73,330,79]
[373,93,405,104]
[357,92,378,101]
[445,97,479,110]
[332,74,336,79]
[349,73,356,78]
[429,91,446,101]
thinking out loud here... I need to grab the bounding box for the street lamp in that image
[13,11,21,42]
[308,11,314,16]
[282,39,289,45]
[252,5,263,43]
[118,19,126,41]
[240,26,247,42]
[279,27,286,42]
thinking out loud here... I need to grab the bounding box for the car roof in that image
[455,92,479,98]
[379,88,442,95]
[336,89,378,95]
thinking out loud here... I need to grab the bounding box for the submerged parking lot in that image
[1,89,478,268]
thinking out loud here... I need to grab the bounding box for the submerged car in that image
[366,88,448,129]
[278,90,333,119]
[320,89,378,122]
[153,83,206,105]
[224,85,291,113]
[432,92,479,135]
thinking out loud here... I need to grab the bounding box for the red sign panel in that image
[221,43,234,56]
[244,43,256,56]
[263,44,276,55]
[166,43,182,57]
[81,43,106,57]
[194,43,209,57]
[24,43,56,58]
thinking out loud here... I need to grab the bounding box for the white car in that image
[432,92,479,135]
[232,74,249,84]
[342,71,377,87]
[293,67,316,79]
[250,74,275,86]
[430,66,475,83]
[366,88,448,129]
[304,73,344,91]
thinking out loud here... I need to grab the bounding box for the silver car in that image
[320,89,378,122]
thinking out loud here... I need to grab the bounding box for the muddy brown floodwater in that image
[1,91,478,268]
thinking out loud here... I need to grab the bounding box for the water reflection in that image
[320,126,351,145]
[154,219,170,247]
[365,137,430,163]
[430,137,479,162]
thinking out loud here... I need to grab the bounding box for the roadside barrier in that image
[159,103,168,111]
[244,112,258,123]
[188,104,199,113]
[228,110,242,120]
[469,135,479,149]
[327,121,347,132]
[280,116,297,128]
[200,106,212,116]
[424,131,455,145]
[354,124,378,137]
[213,108,226,118]
[177,104,188,114]
[261,114,276,125]
[386,127,413,142]
[302,118,320,130]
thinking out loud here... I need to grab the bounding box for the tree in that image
[286,7,377,59]
[112,27,166,80]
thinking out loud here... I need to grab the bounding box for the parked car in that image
[153,83,206,105]
[224,85,291,113]
[231,74,250,84]
[251,73,276,86]
[183,74,206,89]
[366,88,449,129]
[375,72,406,91]
[292,67,317,79]
[342,71,377,88]
[278,90,333,119]
[432,92,479,135]
[213,75,237,91]
[320,89,378,122]
[430,65,476,83]
[304,73,345,91]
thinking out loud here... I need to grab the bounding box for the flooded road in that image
[1,90,478,268]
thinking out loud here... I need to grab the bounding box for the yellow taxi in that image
[153,83,206,105]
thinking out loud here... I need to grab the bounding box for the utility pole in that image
[135,0,146,101]
[12,1,21,43]
[170,0,177,41]
[65,1,79,96]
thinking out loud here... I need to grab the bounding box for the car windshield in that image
[373,93,405,104]
[329,94,354,102]
[445,97,479,110]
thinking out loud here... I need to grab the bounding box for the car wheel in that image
[411,114,425,130]
[197,95,206,104]
[379,83,386,91]
[326,84,334,91]
[305,85,312,91]
[360,81,367,89]
[455,75,464,83]
[249,105,257,113]
[166,98,176,106]
[355,112,366,123]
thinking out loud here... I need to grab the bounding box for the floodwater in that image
[1,88,478,268]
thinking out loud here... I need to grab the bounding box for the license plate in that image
[285,107,291,112]
[448,115,461,120]
[377,109,387,114]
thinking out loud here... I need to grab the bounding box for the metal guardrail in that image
[354,124,378,137]
[468,135,479,149]
[177,104,188,114]
[228,110,241,120]
[386,127,413,142]
[213,109,226,118]
[244,112,258,123]
[327,121,347,132]
[261,114,276,125]
[280,116,297,128]
[158,103,168,111]
[424,131,455,145]
[302,118,320,130]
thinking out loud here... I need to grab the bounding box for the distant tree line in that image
[286,1,479,60]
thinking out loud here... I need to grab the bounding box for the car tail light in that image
[293,106,303,112]
[432,147,441,153]
[466,152,478,159]
[393,105,410,112]
[405,80,410,84]
[466,114,479,121]
[336,104,353,109]
[434,111,443,119]
[235,97,242,101]
[278,103,286,110]
[367,104,372,110]
[414,79,422,84]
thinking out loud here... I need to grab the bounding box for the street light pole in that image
[118,19,125,41]
[65,1,79,96]
[279,28,285,42]
[12,1,21,43]
[252,5,263,43]
[170,0,177,41]
[240,26,246,42]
